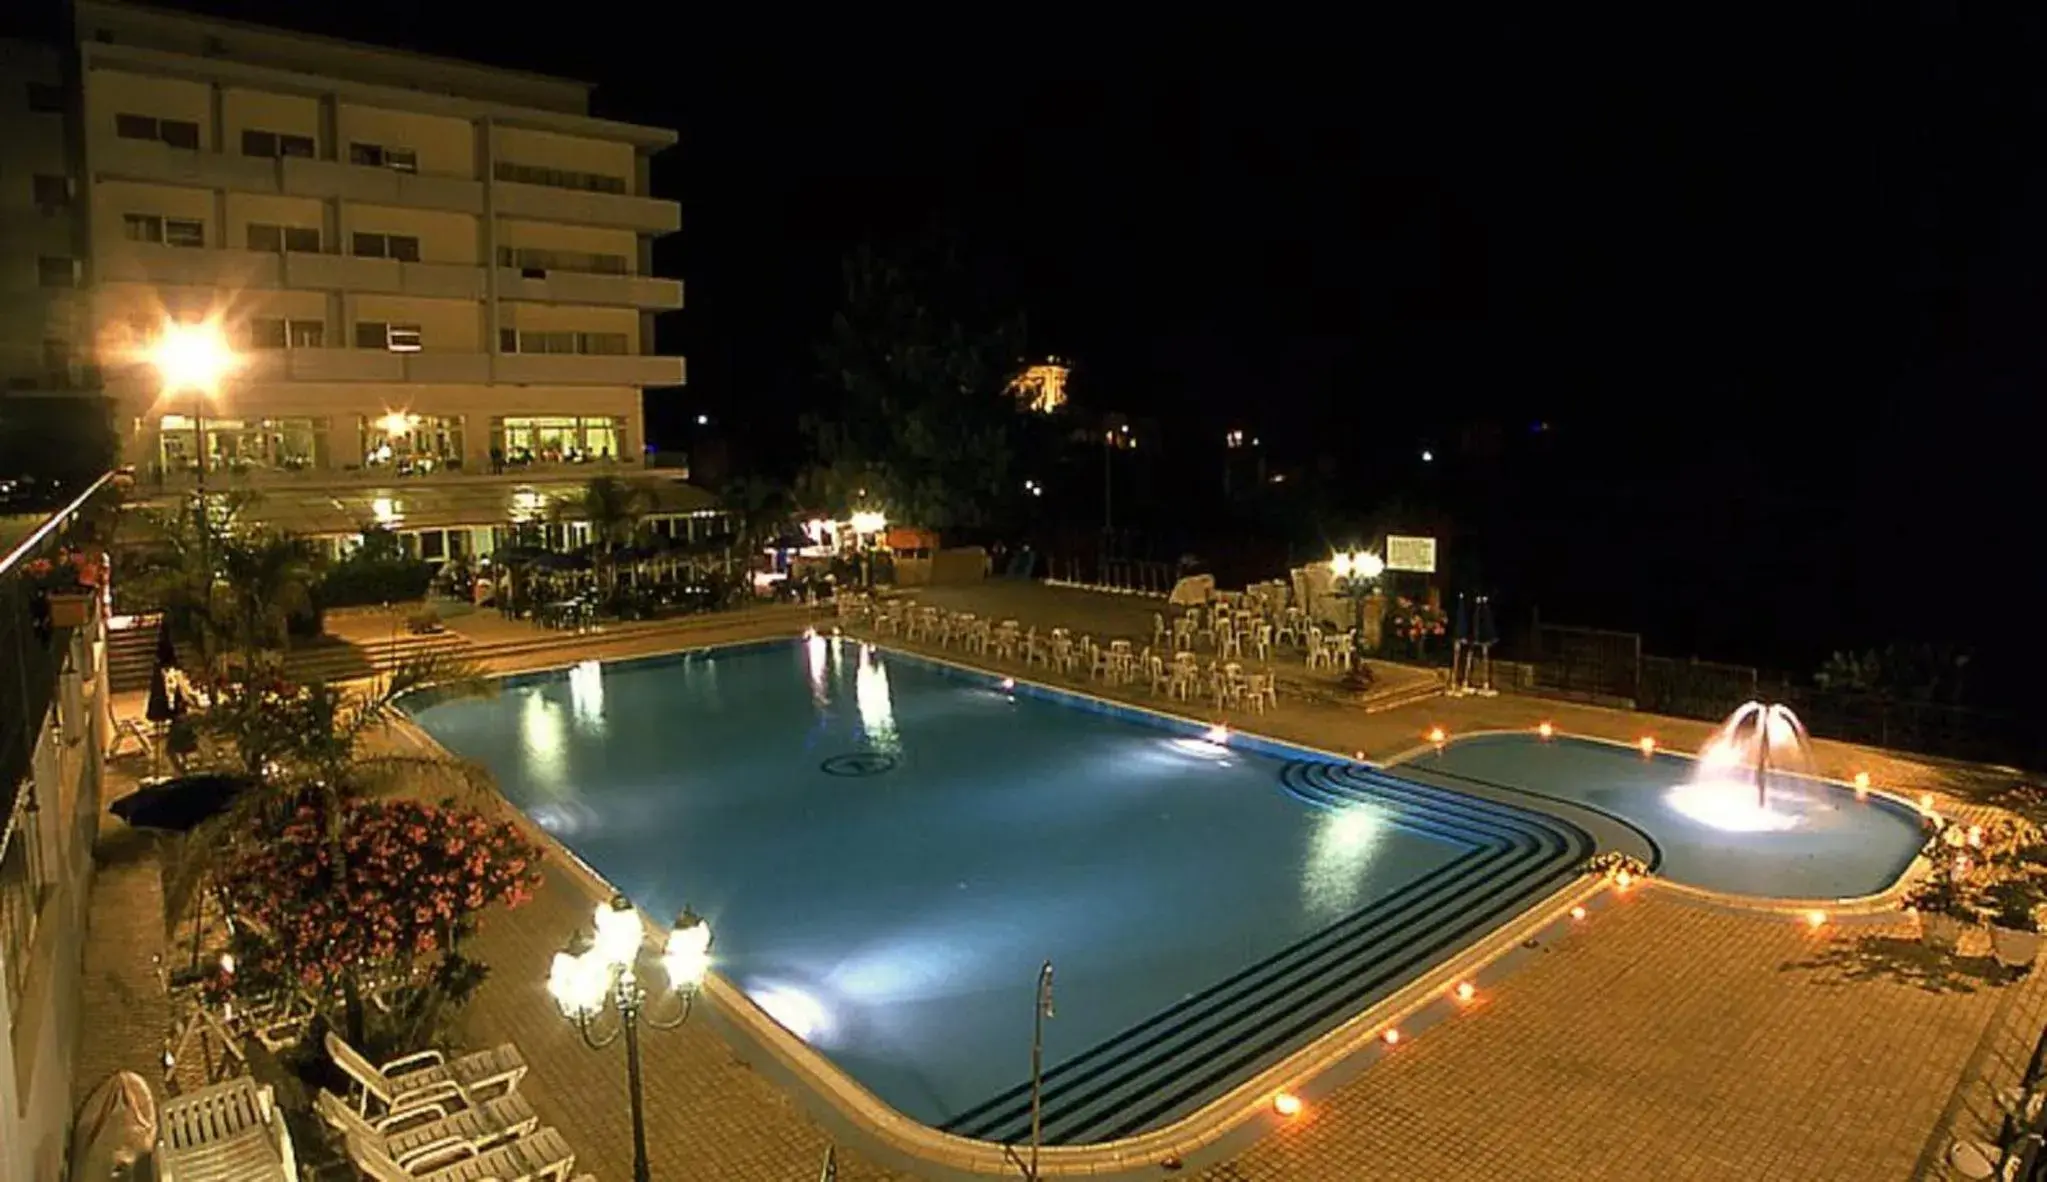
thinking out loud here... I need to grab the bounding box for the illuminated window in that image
[496,416,626,464]
[160,416,324,473]
[362,414,464,474]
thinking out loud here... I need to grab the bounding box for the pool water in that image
[407,639,1587,1142]
[1404,733,1928,899]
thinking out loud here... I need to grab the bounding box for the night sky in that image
[118,5,2047,705]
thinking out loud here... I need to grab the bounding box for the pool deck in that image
[79,583,2047,1179]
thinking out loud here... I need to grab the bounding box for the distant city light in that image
[697,413,709,425]
[1420,449,1434,463]
[1009,361,1070,413]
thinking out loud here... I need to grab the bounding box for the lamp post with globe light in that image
[145,319,239,554]
[1330,549,1386,651]
[547,895,713,1182]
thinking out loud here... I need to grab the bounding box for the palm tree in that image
[215,529,317,671]
[562,475,653,592]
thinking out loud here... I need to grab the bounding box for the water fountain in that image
[1665,701,1813,832]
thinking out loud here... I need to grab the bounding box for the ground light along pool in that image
[406,638,1590,1143]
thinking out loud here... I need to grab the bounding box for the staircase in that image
[105,616,160,693]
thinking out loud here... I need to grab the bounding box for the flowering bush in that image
[22,547,104,593]
[1383,596,1447,659]
[216,795,541,1000]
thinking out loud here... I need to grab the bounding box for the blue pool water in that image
[1404,733,1928,899]
[407,639,1587,1142]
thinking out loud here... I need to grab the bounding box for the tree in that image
[805,236,1030,530]
[561,475,654,591]
[119,495,313,673]
[170,652,493,1043]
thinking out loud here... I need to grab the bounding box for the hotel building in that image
[4,1,723,550]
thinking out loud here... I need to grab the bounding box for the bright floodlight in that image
[661,910,713,989]
[849,510,886,534]
[1350,551,1385,580]
[1331,551,1353,579]
[148,319,237,396]
[547,949,609,1017]
[591,895,644,969]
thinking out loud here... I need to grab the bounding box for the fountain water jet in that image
[1665,702,1813,833]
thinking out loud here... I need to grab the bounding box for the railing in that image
[1527,619,2033,768]
[1,470,114,1021]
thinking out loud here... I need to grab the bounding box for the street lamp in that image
[547,895,713,1182]
[1330,549,1386,646]
[146,319,238,547]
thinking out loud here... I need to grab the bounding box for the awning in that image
[133,475,723,538]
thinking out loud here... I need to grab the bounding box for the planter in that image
[1992,926,2042,968]
[1920,910,1968,952]
[46,590,93,629]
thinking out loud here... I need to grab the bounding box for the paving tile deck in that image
[74,584,2042,1179]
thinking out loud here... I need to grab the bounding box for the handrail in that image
[0,470,117,577]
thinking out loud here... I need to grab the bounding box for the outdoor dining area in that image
[837,576,1357,714]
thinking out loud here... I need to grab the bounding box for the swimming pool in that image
[1404,733,1928,900]
[406,638,1590,1143]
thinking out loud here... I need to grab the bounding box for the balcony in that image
[495,268,683,310]
[97,243,280,289]
[281,253,485,300]
[491,180,679,234]
[492,353,686,387]
[280,157,484,214]
[92,134,282,192]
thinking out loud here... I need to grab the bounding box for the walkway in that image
[71,584,2042,1179]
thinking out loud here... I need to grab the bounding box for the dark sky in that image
[129,4,2047,698]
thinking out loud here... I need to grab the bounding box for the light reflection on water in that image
[518,691,568,789]
[855,650,899,751]
[569,659,605,730]
[1302,804,1389,921]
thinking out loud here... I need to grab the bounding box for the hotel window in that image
[32,174,71,210]
[500,330,629,355]
[125,214,203,246]
[362,413,464,473]
[162,415,323,473]
[354,321,423,352]
[117,113,200,149]
[246,318,325,349]
[247,223,321,253]
[497,246,630,275]
[349,142,418,173]
[241,128,315,159]
[496,415,626,464]
[494,160,627,194]
[351,232,421,262]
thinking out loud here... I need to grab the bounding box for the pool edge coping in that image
[391,627,1920,1178]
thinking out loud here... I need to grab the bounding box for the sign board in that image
[1385,535,1438,573]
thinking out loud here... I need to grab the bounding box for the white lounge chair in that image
[326,1031,527,1116]
[316,1088,538,1164]
[345,1127,577,1182]
[157,1077,295,1182]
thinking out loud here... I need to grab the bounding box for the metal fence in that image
[1528,620,2033,769]
[1529,623,1641,702]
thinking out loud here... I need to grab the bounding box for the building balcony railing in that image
[281,157,484,215]
[99,244,486,300]
[281,252,485,300]
[220,349,683,387]
[89,134,486,215]
[98,242,281,289]
[491,352,685,387]
[491,179,679,234]
[496,268,683,310]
